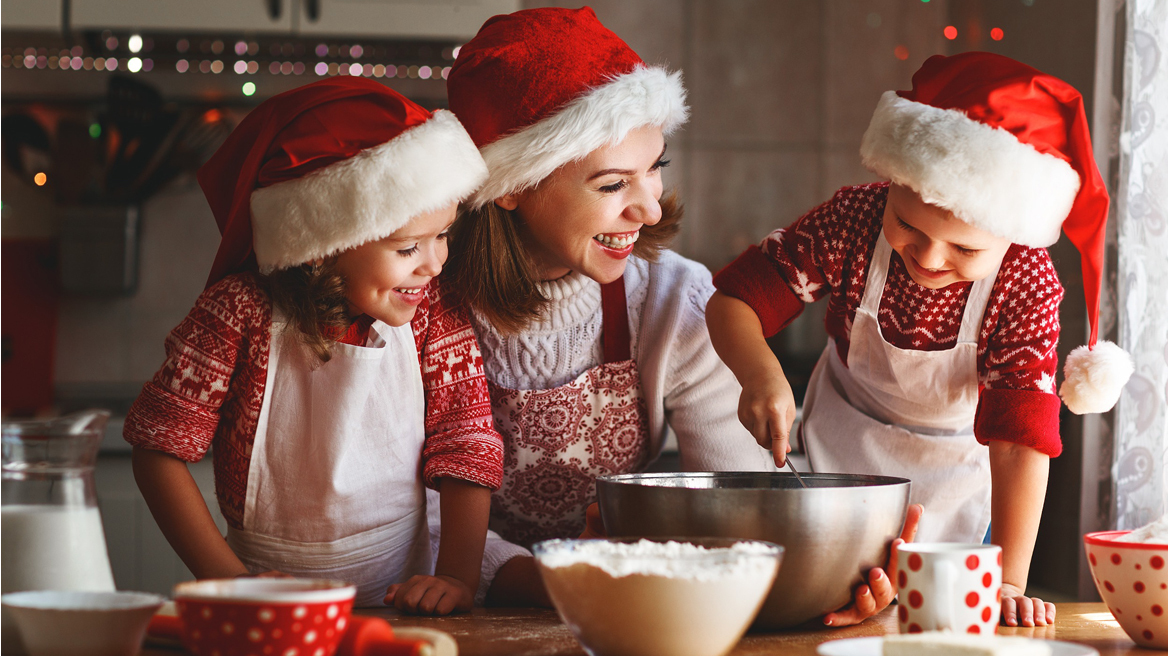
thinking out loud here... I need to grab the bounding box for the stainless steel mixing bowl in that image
[596,472,910,630]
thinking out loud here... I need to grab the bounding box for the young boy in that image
[707,52,1132,626]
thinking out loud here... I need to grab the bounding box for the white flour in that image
[537,539,776,581]
[1116,516,1168,544]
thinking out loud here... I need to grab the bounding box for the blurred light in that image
[407,65,419,78]
[128,34,143,53]
[203,109,223,123]
[58,56,70,69]
[441,66,451,80]
[373,64,386,77]
[452,46,461,58]
[441,47,454,60]
[48,56,59,69]
[89,123,101,138]
[83,57,94,70]
[362,63,373,76]
[944,25,958,39]
[348,62,361,75]
[22,55,33,68]
[211,40,224,55]
[1022,0,1035,5]
[211,60,224,74]
[24,47,35,57]
[234,60,247,74]
[419,65,432,79]
[867,12,881,28]
[242,81,256,96]
[34,172,47,186]
[142,59,153,72]
[292,62,305,75]
[247,61,259,74]
[105,58,118,71]
[397,65,408,79]
[36,56,47,69]
[315,62,328,75]
[94,57,106,69]
[235,40,248,56]
[199,60,211,73]
[327,62,338,75]
[72,57,84,70]
[105,36,118,50]
[991,27,1005,40]
[248,42,259,56]
[71,45,83,57]
[281,61,294,75]
[350,45,363,58]
[127,57,142,72]
[270,62,281,74]
[177,39,189,53]
[894,45,910,60]
[316,43,328,57]
[385,64,397,77]
[176,59,189,73]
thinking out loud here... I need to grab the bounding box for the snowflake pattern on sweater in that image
[714,183,1066,456]
[123,272,504,529]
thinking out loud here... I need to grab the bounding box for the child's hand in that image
[738,373,798,467]
[823,504,923,627]
[384,574,473,616]
[1000,584,1056,627]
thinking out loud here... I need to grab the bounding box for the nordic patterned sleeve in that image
[123,275,268,463]
[417,281,505,491]
[973,245,1065,457]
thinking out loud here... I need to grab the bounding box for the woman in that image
[439,7,919,625]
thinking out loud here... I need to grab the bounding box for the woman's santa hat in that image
[860,51,1132,415]
[199,77,486,284]
[446,6,689,209]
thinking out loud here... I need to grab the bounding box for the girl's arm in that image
[989,440,1056,627]
[132,446,249,579]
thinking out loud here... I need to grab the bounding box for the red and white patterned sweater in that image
[714,183,1064,457]
[124,272,505,530]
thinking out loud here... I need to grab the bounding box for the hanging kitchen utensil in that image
[104,75,179,201]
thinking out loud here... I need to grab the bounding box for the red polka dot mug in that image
[1083,530,1168,649]
[896,543,1002,635]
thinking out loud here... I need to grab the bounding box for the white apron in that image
[801,233,1002,544]
[226,314,431,607]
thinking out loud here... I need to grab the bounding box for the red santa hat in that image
[859,51,1132,415]
[446,6,688,209]
[199,77,486,285]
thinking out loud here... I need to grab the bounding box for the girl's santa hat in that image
[860,52,1132,415]
[446,6,689,208]
[199,77,486,284]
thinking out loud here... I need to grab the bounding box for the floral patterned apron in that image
[487,276,650,548]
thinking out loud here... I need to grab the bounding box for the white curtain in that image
[1114,0,1168,530]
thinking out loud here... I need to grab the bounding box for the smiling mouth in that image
[593,231,639,250]
[394,285,427,296]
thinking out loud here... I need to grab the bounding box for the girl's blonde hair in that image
[444,191,683,334]
[260,260,352,363]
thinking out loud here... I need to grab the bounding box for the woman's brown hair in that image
[259,259,352,363]
[443,191,683,334]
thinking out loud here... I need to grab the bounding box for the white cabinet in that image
[295,0,517,39]
[1,0,62,31]
[70,0,293,33]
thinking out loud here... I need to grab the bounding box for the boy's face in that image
[333,202,457,327]
[881,184,1011,290]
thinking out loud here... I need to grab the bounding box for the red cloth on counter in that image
[714,182,1064,457]
[123,273,504,530]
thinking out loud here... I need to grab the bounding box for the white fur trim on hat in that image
[469,65,688,209]
[250,109,487,272]
[860,91,1081,247]
[1059,340,1133,414]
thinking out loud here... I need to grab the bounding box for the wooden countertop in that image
[355,603,1153,656]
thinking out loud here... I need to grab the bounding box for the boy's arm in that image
[706,291,797,466]
[988,440,1056,626]
[132,446,249,578]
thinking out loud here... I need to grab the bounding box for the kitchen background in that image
[2,0,1165,602]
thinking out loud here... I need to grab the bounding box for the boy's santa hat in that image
[446,6,688,209]
[199,77,486,284]
[860,52,1132,415]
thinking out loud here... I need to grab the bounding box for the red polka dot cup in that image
[173,578,356,656]
[896,543,1002,635]
[1084,530,1168,649]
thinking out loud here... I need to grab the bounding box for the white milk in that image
[538,541,778,656]
[1,505,116,593]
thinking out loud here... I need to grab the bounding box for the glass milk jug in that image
[2,410,117,594]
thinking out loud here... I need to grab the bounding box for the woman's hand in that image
[385,574,473,616]
[822,504,923,627]
[738,372,798,467]
[1000,584,1055,627]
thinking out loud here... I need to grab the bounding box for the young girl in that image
[707,52,1133,627]
[124,78,501,615]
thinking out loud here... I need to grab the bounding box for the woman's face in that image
[334,202,456,327]
[881,183,1011,290]
[498,125,669,283]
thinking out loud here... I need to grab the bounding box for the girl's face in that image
[882,183,1011,290]
[497,125,669,283]
[334,202,456,327]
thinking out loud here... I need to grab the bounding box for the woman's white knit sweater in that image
[442,250,773,602]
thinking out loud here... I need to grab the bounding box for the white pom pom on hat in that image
[860,52,1133,414]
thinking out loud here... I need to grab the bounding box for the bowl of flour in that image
[1084,516,1168,649]
[533,538,782,656]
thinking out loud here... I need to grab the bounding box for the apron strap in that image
[600,276,631,363]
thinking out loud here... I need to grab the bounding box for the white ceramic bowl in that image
[1084,530,1168,650]
[533,538,782,656]
[1,590,165,656]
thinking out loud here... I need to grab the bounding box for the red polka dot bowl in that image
[173,578,356,656]
[1084,530,1168,650]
